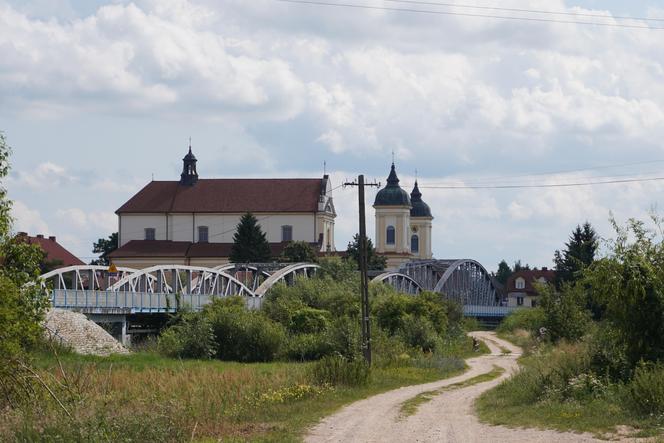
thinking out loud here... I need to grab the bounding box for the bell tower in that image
[409,180,433,259]
[180,143,198,186]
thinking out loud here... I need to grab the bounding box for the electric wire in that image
[382,0,664,23]
[418,176,664,190]
[274,0,664,30]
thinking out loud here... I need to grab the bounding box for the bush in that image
[497,307,545,334]
[157,312,216,359]
[539,283,590,342]
[625,363,664,416]
[310,355,370,386]
[398,316,442,353]
[284,333,333,361]
[326,316,362,360]
[289,307,329,334]
[204,297,286,362]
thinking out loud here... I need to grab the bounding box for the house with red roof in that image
[17,233,84,269]
[505,268,556,308]
[109,145,337,268]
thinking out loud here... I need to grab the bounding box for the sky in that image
[2,0,664,271]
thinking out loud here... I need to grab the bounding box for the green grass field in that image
[3,342,481,442]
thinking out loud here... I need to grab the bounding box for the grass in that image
[3,342,477,442]
[400,365,505,418]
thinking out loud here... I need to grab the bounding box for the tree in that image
[281,240,318,263]
[230,213,272,263]
[494,260,512,285]
[345,234,387,271]
[554,222,598,286]
[513,260,531,272]
[0,131,49,407]
[90,232,118,265]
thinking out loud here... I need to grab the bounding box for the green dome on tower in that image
[374,163,411,207]
[410,181,432,218]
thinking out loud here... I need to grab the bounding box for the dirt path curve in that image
[306,331,608,443]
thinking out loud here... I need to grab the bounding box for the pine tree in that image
[230,213,272,263]
[495,260,512,285]
[345,234,387,271]
[554,221,598,286]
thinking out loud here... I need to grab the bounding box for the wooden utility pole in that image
[344,175,380,365]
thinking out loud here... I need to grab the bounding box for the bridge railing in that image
[462,304,519,317]
[50,289,263,313]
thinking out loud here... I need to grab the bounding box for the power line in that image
[274,0,664,30]
[418,176,664,190]
[382,0,664,23]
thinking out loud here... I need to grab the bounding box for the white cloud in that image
[10,162,76,189]
[11,200,50,234]
[56,208,116,232]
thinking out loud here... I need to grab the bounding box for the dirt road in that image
[306,331,607,443]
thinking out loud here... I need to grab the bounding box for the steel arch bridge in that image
[371,272,422,295]
[40,263,321,313]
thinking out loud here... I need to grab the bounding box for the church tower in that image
[373,163,412,269]
[180,144,199,186]
[409,181,433,259]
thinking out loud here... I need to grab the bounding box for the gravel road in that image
[306,331,612,443]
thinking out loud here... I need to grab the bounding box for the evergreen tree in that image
[554,221,598,286]
[513,259,530,272]
[495,260,512,285]
[345,234,387,271]
[90,232,118,265]
[230,213,272,263]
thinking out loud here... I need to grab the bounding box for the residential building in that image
[505,268,556,308]
[17,233,84,269]
[109,145,336,268]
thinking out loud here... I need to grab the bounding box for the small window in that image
[198,226,209,243]
[517,296,524,306]
[281,225,293,242]
[386,226,395,245]
[411,234,419,253]
[531,299,538,308]
[145,228,156,241]
[515,277,525,290]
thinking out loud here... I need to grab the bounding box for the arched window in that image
[281,225,293,242]
[386,226,395,245]
[515,277,525,290]
[411,234,419,253]
[198,226,209,243]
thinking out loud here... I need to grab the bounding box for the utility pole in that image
[344,175,380,365]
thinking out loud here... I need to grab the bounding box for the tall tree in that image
[513,259,530,272]
[0,131,49,407]
[230,213,272,263]
[345,234,387,271]
[90,232,118,265]
[494,260,512,285]
[554,222,598,286]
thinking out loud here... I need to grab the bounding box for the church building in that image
[374,163,433,269]
[109,146,336,268]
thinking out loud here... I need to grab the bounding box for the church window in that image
[386,226,395,245]
[282,225,293,242]
[198,226,209,243]
[411,234,419,253]
[145,228,156,241]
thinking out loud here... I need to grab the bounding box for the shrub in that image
[326,316,362,360]
[289,307,329,334]
[204,297,286,362]
[625,363,664,416]
[497,307,545,334]
[539,283,590,342]
[310,355,370,386]
[398,316,442,353]
[284,333,333,361]
[281,240,318,263]
[157,312,216,359]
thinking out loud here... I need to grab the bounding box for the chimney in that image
[36,234,44,239]
[49,236,56,242]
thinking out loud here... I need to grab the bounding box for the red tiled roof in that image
[506,269,556,295]
[19,234,85,267]
[116,179,324,214]
[108,240,321,259]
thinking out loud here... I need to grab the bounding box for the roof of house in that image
[18,233,85,267]
[506,268,556,295]
[108,240,322,259]
[116,178,325,214]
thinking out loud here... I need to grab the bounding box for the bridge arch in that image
[39,265,142,292]
[431,259,499,306]
[254,263,319,296]
[371,272,422,295]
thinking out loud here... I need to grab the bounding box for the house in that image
[17,233,84,269]
[108,145,337,268]
[373,163,433,269]
[505,268,556,308]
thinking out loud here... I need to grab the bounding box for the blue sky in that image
[3,0,664,270]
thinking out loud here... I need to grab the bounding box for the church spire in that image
[180,141,199,186]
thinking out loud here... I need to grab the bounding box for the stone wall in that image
[44,309,129,356]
